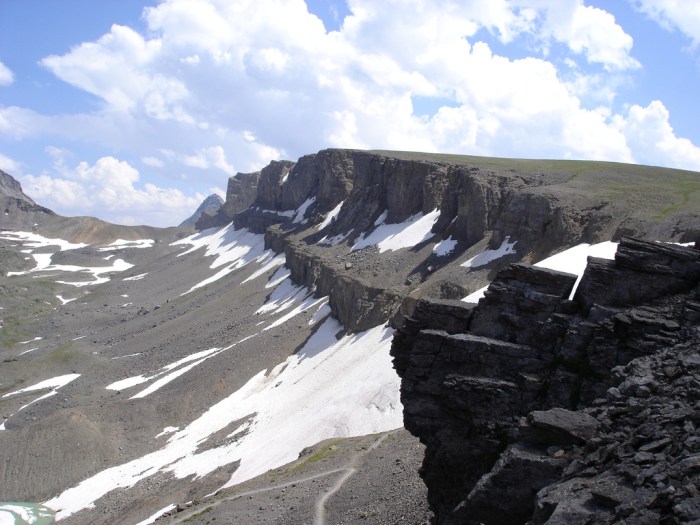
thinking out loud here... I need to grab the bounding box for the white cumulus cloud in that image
[20,156,205,226]
[631,0,700,46]
[0,0,697,229]
[0,60,14,86]
[614,100,700,170]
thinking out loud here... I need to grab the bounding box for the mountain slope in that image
[0,149,698,524]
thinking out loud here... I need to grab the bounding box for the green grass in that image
[182,506,213,522]
[285,439,343,473]
[0,278,60,350]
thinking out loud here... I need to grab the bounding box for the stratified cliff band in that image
[391,238,700,524]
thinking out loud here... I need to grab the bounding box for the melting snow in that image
[56,295,76,305]
[352,209,440,253]
[123,273,148,281]
[461,236,517,268]
[462,240,618,303]
[18,337,42,345]
[241,253,286,284]
[10,258,134,287]
[433,237,458,256]
[45,317,402,520]
[317,201,344,230]
[133,504,176,525]
[292,196,316,224]
[3,374,81,399]
[0,231,87,252]
[172,224,268,293]
[98,239,154,251]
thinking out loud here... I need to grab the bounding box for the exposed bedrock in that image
[391,238,700,524]
[207,149,699,332]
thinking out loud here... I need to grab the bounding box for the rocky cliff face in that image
[0,169,54,218]
[179,193,224,227]
[207,149,699,333]
[391,238,700,524]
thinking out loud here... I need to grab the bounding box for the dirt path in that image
[313,432,391,525]
[167,432,394,525]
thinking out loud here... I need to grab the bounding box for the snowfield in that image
[172,225,272,293]
[45,316,402,520]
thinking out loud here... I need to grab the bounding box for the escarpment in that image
[391,238,700,524]
[205,149,699,332]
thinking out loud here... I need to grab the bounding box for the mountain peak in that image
[179,193,224,227]
[0,169,36,205]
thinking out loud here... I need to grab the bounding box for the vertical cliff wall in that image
[205,149,698,333]
[391,238,700,524]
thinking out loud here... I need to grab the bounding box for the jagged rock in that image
[392,238,700,524]
[521,408,599,446]
[180,193,223,227]
[0,169,55,218]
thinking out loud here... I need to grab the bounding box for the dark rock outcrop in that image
[391,238,700,524]
[203,149,699,332]
[179,193,223,227]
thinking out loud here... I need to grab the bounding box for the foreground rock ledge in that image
[391,238,700,524]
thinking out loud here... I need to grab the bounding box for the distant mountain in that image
[179,193,224,227]
[0,169,57,233]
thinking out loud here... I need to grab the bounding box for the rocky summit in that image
[0,149,698,525]
[178,194,224,228]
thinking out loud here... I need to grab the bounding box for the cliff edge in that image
[391,238,700,524]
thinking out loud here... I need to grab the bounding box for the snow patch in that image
[10,258,134,287]
[292,196,316,224]
[534,241,618,299]
[241,253,286,284]
[56,295,75,305]
[172,224,268,293]
[3,374,81,399]
[123,273,148,281]
[0,231,87,252]
[155,427,179,439]
[352,209,440,253]
[47,310,402,520]
[98,239,154,251]
[461,241,618,303]
[133,504,176,525]
[317,232,351,247]
[317,201,344,230]
[433,237,458,256]
[461,236,517,269]
[18,337,42,345]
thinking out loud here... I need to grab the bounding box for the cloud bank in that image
[1,0,699,226]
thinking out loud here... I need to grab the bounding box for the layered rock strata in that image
[391,238,700,524]
[202,149,699,332]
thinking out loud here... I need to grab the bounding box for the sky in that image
[0,0,699,227]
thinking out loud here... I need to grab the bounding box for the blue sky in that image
[1,0,699,226]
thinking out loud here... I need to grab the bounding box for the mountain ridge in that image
[0,149,698,524]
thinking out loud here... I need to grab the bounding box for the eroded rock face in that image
[391,238,700,524]
[197,149,700,335]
